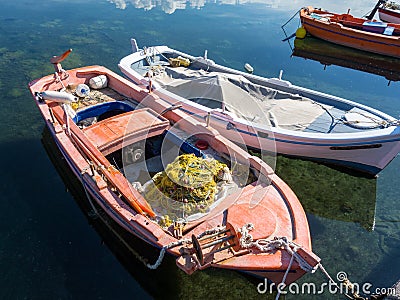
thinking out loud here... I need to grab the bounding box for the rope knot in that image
[238,223,255,248]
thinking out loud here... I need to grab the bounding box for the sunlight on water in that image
[1,0,399,299]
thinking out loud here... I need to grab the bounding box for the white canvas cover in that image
[152,66,332,131]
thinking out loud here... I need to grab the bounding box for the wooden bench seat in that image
[83,108,169,155]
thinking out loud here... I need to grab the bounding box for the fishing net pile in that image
[386,2,400,10]
[143,154,231,227]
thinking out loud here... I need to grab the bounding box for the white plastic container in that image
[244,63,254,73]
[39,91,77,103]
[89,75,108,89]
[76,84,90,97]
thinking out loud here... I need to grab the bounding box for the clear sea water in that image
[1,0,399,299]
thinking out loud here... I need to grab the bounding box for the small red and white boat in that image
[300,6,400,58]
[28,50,320,286]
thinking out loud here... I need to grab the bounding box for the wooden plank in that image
[83,108,169,155]
[50,104,156,217]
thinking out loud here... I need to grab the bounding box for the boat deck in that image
[304,107,369,133]
[67,86,130,109]
[135,61,384,134]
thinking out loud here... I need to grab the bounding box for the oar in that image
[50,104,156,218]
[282,32,296,42]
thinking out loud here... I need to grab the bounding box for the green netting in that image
[144,154,229,227]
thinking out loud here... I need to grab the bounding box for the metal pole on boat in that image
[48,107,56,124]
[366,0,387,20]
[62,104,71,136]
[206,111,211,127]
[198,229,231,241]
[199,235,234,249]
[148,69,153,93]
[131,38,139,53]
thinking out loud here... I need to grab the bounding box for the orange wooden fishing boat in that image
[28,50,320,286]
[300,6,400,58]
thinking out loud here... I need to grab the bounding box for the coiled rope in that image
[237,224,364,300]
[238,223,317,273]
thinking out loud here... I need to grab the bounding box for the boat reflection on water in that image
[275,155,377,232]
[292,36,400,83]
[41,125,377,298]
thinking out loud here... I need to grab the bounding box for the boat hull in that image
[300,7,400,58]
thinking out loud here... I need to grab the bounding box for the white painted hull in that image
[119,43,400,175]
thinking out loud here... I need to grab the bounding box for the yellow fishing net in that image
[144,154,229,227]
